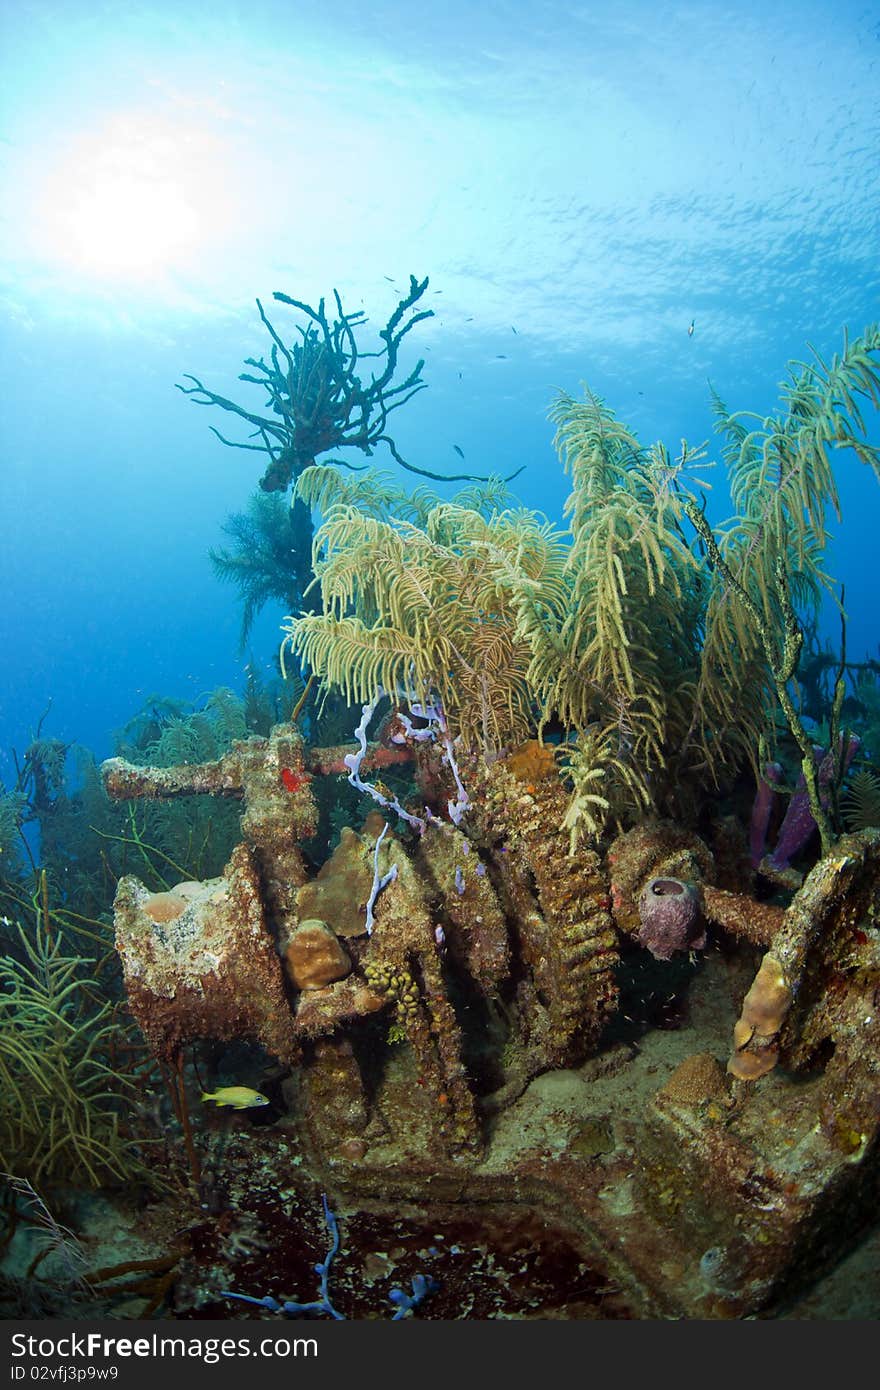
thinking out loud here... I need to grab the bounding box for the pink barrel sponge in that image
[637,877,706,961]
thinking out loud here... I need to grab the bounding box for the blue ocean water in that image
[0,0,878,770]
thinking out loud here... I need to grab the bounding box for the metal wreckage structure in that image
[101,706,880,1320]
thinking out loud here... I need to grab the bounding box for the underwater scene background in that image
[0,0,879,1321]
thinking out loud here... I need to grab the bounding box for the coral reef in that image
[282,327,880,856]
[102,721,620,1153]
[97,714,880,1316]
[178,275,513,495]
[80,326,880,1319]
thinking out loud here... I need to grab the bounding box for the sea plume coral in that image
[281,326,880,848]
[283,481,562,758]
[0,922,150,1187]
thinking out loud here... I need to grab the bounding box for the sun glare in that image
[64,174,200,276]
[33,112,220,282]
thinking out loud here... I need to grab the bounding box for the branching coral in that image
[187,279,524,640]
[178,275,505,493]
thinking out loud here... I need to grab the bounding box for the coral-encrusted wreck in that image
[103,718,880,1319]
[102,321,880,1317]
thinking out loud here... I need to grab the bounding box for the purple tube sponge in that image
[768,735,860,872]
[637,877,706,961]
[749,761,783,868]
[767,747,822,872]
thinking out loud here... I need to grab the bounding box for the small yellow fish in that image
[201,1086,270,1110]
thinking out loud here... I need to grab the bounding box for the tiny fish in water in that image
[201,1087,271,1110]
[688,319,695,337]
[496,354,508,359]
[453,444,465,458]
